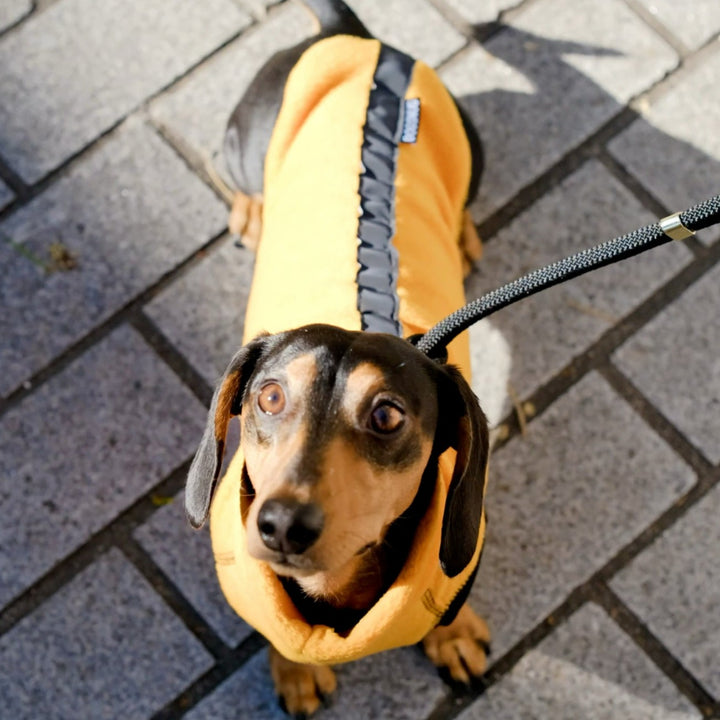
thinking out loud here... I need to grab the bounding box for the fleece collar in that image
[210,450,485,665]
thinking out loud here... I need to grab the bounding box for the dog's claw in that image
[269,647,337,718]
[276,696,308,720]
[422,604,491,687]
[228,191,263,252]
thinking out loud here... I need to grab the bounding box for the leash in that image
[413,194,720,360]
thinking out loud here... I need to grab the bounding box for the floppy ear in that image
[436,365,490,577]
[185,337,267,528]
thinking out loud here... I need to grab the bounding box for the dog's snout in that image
[257,498,324,555]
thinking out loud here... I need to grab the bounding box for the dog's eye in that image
[369,402,405,434]
[258,382,286,415]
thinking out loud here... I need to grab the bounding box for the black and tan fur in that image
[185,1,493,715]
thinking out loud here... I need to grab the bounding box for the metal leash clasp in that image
[659,212,695,241]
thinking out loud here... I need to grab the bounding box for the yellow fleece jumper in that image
[210,35,485,665]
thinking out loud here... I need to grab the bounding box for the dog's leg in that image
[460,210,483,277]
[269,645,337,717]
[228,191,263,252]
[422,603,491,686]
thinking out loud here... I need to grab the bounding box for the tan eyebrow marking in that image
[283,352,319,399]
[340,362,387,424]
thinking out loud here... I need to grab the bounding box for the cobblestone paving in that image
[1,1,718,718]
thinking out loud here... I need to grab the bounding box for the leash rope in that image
[414,193,720,359]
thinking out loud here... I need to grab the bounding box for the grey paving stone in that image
[149,2,314,167]
[614,262,720,464]
[0,548,213,720]
[443,0,523,25]
[0,0,30,32]
[465,161,691,400]
[0,117,226,398]
[468,372,695,657]
[0,178,13,210]
[608,47,720,246]
[186,645,447,720]
[146,238,255,386]
[441,0,678,220]
[344,0,466,67]
[460,603,700,719]
[0,325,206,610]
[134,489,253,646]
[469,318,513,429]
[233,0,279,15]
[634,0,720,51]
[0,0,250,183]
[612,484,720,698]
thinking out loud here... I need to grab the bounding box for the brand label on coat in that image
[401,98,421,143]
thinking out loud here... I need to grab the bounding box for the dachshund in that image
[186,0,493,715]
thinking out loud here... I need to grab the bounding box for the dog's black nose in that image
[257,498,324,555]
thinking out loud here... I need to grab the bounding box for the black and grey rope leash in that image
[413,194,720,360]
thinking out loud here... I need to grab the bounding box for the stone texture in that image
[186,646,447,720]
[146,238,255,385]
[0,0,250,183]
[0,325,206,609]
[0,549,213,720]
[0,0,31,32]
[134,490,253,646]
[612,484,720,698]
[0,178,13,210]
[441,0,678,219]
[149,1,314,167]
[468,319,513,429]
[443,0,523,25]
[468,372,695,657]
[233,0,279,14]
[634,0,720,50]
[344,0,466,67]
[465,161,691,400]
[460,603,700,719]
[0,118,226,398]
[1,0,718,714]
[614,262,720,464]
[609,47,720,246]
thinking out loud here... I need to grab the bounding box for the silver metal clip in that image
[659,212,695,241]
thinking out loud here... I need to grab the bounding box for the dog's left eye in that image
[258,382,286,415]
[369,402,405,434]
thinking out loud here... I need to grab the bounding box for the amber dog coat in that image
[210,35,486,665]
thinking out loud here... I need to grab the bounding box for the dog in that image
[186,1,493,715]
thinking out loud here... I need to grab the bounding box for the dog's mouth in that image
[355,541,377,555]
[242,465,324,569]
[267,554,321,577]
[239,464,256,522]
[241,464,382,581]
[267,540,378,579]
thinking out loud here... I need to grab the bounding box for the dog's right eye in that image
[258,382,286,415]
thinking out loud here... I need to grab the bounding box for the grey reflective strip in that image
[356,45,415,336]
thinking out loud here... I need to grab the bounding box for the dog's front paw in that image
[268,646,337,718]
[422,604,491,688]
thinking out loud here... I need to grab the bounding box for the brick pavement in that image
[0,1,718,718]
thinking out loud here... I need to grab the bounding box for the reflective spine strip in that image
[356,45,415,336]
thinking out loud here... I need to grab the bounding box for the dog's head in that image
[185,324,488,581]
